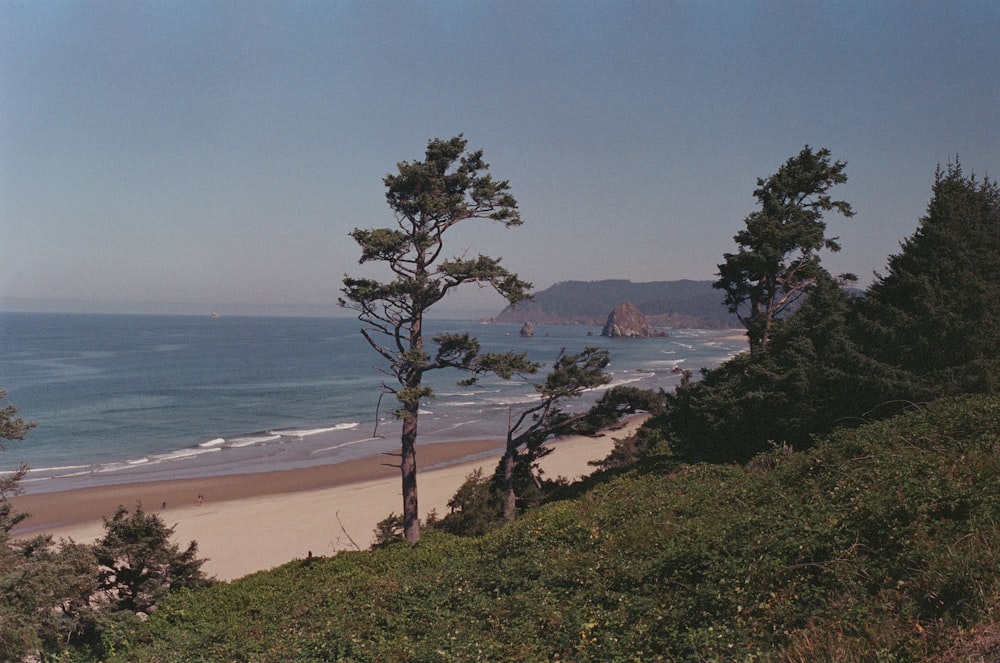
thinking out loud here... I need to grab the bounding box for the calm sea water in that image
[0,313,745,493]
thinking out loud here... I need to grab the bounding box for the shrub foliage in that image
[93,396,1000,662]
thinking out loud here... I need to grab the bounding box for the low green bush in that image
[75,395,1000,662]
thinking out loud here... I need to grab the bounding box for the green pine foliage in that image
[0,503,211,661]
[340,134,534,545]
[82,395,1000,662]
[654,160,1000,463]
[0,535,97,660]
[94,505,211,615]
[662,273,894,462]
[715,146,855,352]
[430,468,507,537]
[861,162,1000,399]
[0,390,35,449]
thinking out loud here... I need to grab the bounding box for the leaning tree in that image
[498,348,610,521]
[715,146,855,353]
[341,135,533,544]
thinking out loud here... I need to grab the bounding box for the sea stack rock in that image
[519,321,535,337]
[601,302,668,338]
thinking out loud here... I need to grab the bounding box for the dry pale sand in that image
[10,417,645,581]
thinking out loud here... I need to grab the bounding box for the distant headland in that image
[490,279,740,329]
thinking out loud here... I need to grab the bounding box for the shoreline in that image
[10,416,647,580]
[10,437,506,536]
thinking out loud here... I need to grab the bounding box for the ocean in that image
[0,313,745,493]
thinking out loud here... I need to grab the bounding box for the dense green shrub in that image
[860,162,1000,400]
[0,504,211,662]
[647,161,1000,465]
[93,395,1000,662]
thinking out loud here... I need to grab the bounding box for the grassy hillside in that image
[92,395,1000,662]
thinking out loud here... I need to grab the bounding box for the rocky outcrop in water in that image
[601,302,668,338]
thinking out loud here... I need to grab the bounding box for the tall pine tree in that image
[862,161,1000,399]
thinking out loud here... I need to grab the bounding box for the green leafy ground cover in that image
[93,395,1000,662]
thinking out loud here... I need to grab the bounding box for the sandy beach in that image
[10,417,645,581]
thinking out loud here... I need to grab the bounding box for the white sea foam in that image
[602,375,654,390]
[645,358,685,368]
[489,393,547,407]
[24,463,91,474]
[21,468,93,485]
[310,436,383,455]
[153,344,185,352]
[21,468,96,483]
[426,419,486,435]
[162,447,221,460]
[97,447,221,473]
[269,423,359,438]
[227,434,282,448]
[198,437,226,448]
[437,388,502,398]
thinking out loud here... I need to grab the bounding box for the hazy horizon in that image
[0,275,715,320]
[0,293,501,320]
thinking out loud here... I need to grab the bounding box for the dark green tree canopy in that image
[862,161,1000,396]
[651,159,998,465]
[715,146,855,352]
[0,390,35,450]
[341,135,532,544]
[434,347,611,532]
[94,505,208,614]
[341,135,532,404]
[382,138,521,228]
[497,347,610,519]
[1,391,35,535]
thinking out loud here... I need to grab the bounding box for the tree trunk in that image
[501,441,517,522]
[400,401,420,545]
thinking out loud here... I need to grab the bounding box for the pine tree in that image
[341,135,534,544]
[715,146,855,352]
[862,161,1000,398]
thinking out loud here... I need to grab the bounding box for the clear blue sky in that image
[2,2,997,316]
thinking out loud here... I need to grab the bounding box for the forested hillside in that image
[493,279,739,328]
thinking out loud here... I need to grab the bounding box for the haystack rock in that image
[601,302,668,338]
[519,321,535,337]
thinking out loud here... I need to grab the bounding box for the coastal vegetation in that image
[0,499,209,660]
[1,151,998,660]
[714,145,855,353]
[642,160,1000,465]
[0,391,35,535]
[52,395,1000,662]
[434,347,612,532]
[340,135,536,544]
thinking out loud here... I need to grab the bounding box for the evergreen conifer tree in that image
[862,161,1000,398]
[341,135,534,544]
